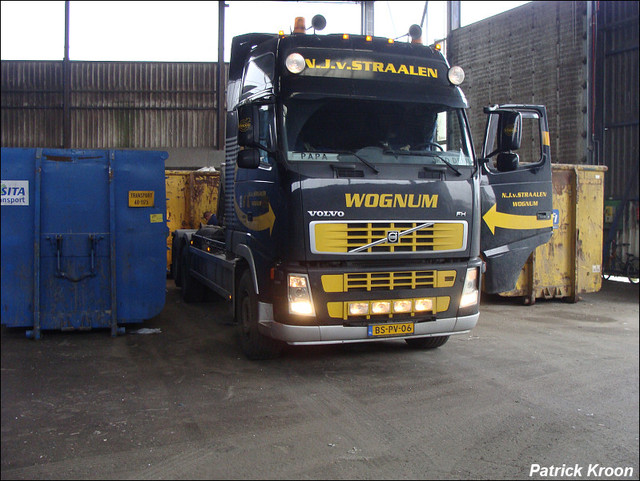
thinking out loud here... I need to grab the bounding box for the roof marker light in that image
[343,33,350,40]
[434,43,442,51]
[365,35,373,42]
[388,38,394,44]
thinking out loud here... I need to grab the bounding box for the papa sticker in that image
[1,180,29,206]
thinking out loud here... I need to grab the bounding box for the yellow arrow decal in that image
[234,198,276,234]
[483,204,552,235]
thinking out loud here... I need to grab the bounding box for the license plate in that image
[367,322,414,338]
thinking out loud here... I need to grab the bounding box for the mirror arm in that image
[247,142,276,155]
[485,149,500,159]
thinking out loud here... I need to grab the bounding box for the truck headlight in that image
[459,267,479,308]
[448,66,465,85]
[288,274,315,316]
[285,53,306,74]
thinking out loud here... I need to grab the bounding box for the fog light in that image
[414,298,433,312]
[393,300,412,313]
[290,301,313,315]
[371,301,391,315]
[459,267,479,308]
[348,302,369,316]
[459,291,478,308]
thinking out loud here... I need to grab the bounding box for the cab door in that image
[479,104,553,294]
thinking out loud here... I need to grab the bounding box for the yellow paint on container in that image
[497,164,607,303]
[165,170,220,272]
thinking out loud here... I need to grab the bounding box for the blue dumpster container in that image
[1,148,168,338]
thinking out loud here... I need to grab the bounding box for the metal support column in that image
[63,1,71,148]
[420,2,429,42]
[447,0,460,37]
[361,1,374,36]
[586,1,596,165]
[217,1,227,151]
[27,149,43,340]
[108,152,119,337]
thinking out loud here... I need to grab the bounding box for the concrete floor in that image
[1,279,638,480]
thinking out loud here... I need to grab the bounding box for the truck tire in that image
[405,336,449,349]
[236,270,283,360]
[180,247,205,303]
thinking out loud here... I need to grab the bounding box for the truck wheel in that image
[236,271,283,360]
[405,336,449,349]
[180,247,205,302]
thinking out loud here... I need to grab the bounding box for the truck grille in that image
[322,270,456,293]
[310,221,467,254]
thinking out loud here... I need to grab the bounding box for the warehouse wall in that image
[447,0,639,260]
[1,61,227,168]
[447,1,588,165]
[594,1,639,260]
[593,1,639,199]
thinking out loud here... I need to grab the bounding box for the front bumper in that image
[257,302,478,345]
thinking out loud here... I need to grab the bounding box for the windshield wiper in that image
[331,150,379,174]
[383,149,462,176]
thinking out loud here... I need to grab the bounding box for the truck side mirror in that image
[237,148,260,169]
[237,104,258,147]
[496,152,519,172]
[498,111,522,151]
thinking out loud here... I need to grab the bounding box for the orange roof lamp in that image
[293,17,306,34]
[292,14,326,35]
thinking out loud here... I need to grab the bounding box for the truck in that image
[171,16,554,359]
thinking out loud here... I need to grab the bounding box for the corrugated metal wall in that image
[594,0,639,261]
[1,61,226,150]
[594,1,639,199]
[1,61,64,147]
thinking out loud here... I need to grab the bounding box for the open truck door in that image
[480,105,554,294]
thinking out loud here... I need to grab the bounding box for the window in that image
[241,54,275,100]
[483,110,544,172]
[283,97,473,166]
[256,104,275,166]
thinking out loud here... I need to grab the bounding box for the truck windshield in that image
[283,97,473,166]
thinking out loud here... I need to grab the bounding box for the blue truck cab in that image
[172,17,553,359]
